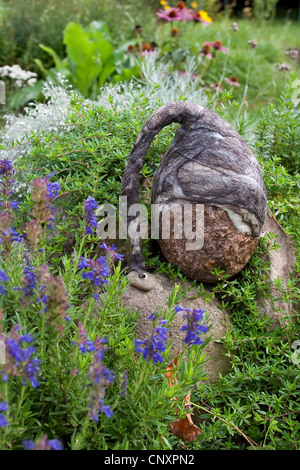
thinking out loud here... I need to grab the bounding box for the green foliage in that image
[0,0,157,70]
[155,17,300,119]
[0,5,299,449]
[190,237,299,450]
[35,21,140,98]
[255,73,300,174]
[0,170,208,450]
[252,0,279,22]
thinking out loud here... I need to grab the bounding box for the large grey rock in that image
[122,272,231,383]
[121,101,267,283]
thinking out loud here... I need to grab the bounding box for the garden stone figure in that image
[121,101,267,286]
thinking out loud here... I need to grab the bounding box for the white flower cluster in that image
[0,75,74,165]
[0,64,38,88]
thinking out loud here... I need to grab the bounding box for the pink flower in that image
[200,43,215,59]
[208,82,224,92]
[224,76,241,87]
[156,5,195,22]
[203,40,228,53]
[179,71,196,80]
[156,7,184,22]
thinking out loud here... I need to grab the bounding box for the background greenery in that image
[0,0,299,451]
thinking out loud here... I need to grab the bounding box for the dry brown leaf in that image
[165,356,178,387]
[169,414,202,442]
[166,357,202,442]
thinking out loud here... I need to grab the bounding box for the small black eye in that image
[139,272,147,279]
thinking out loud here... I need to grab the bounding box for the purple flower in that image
[84,196,99,235]
[175,304,208,346]
[1,325,41,387]
[148,313,156,321]
[88,348,114,421]
[79,255,110,299]
[24,176,60,251]
[48,439,62,450]
[120,370,128,396]
[23,440,35,450]
[10,227,23,242]
[21,266,36,298]
[76,322,97,353]
[0,270,9,282]
[0,159,15,211]
[156,6,194,22]
[36,266,69,335]
[23,435,62,450]
[0,401,8,411]
[100,243,124,262]
[0,269,9,296]
[46,181,60,200]
[135,317,169,363]
[0,414,8,427]
[0,199,19,210]
[0,159,13,177]
[74,323,108,355]
[1,372,8,382]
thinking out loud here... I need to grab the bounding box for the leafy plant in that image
[35,21,140,98]
[0,66,299,450]
[255,73,300,174]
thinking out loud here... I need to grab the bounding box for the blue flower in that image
[10,227,23,243]
[75,322,98,354]
[0,159,13,177]
[1,372,8,382]
[0,269,9,296]
[79,255,110,298]
[84,196,98,235]
[135,317,169,363]
[148,313,156,321]
[23,436,62,450]
[0,401,8,428]
[0,200,19,210]
[175,304,208,346]
[0,414,8,428]
[4,326,41,387]
[87,345,115,421]
[98,399,114,419]
[23,440,35,450]
[46,181,60,200]
[48,439,62,450]
[0,270,9,282]
[20,333,34,343]
[0,401,8,411]
[21,266,36,298]
[100,243,124,261]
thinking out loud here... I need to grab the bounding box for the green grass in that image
[151,17,300,117]
[0,2,299,451]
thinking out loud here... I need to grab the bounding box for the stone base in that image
[122,272,232,383]
[159,204,259,283]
